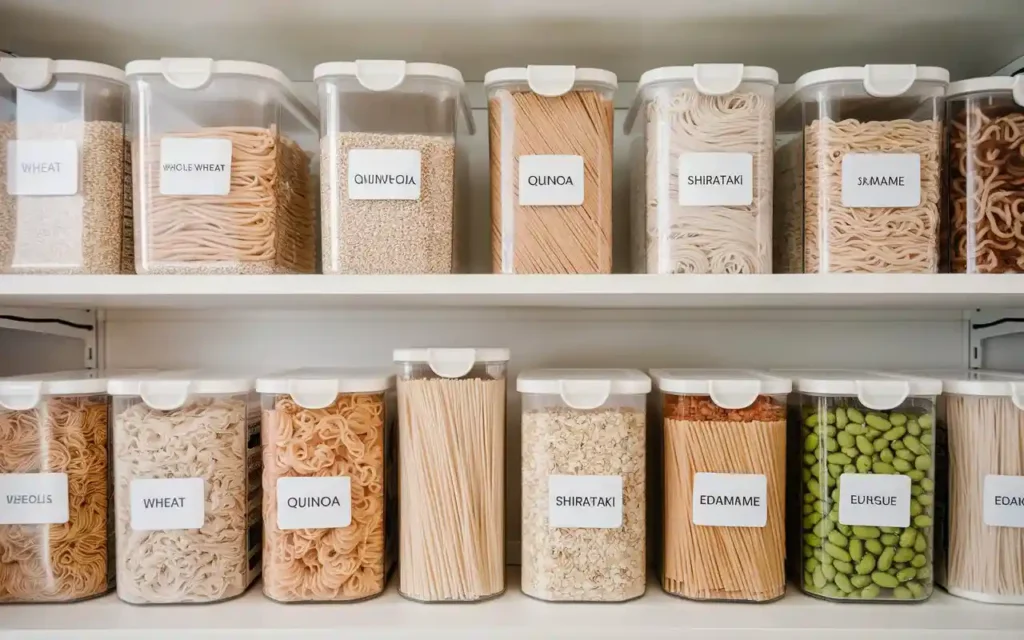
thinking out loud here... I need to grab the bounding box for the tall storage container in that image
[626,65,778,274]
[787,370,941,602]
[0,371,112,603]
[518,369,650,602]
[257,368,395,603]
[931,370,1024,604]
[651,369,789,602]
[394,348,508,602]
[126,58,318,275]
[774,65,948,273]
[947,77,1024,273]
[485,66,616,274]
[0,58,127,274]
[315,60,473,274]
[109,371,261,604]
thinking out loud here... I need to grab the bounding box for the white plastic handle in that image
[558,379,611,410]
[0,58,55,91]
[693,64,745,96]
[854,380,910,411]
[159,58,215,90]
[287,379,340,410]
[863,64,917,98]
[0,382,42,411]
[354,59,408,92]
[1013,76,1024,108]
[708,379,760,410]
[426,348,477,379]
[526,65,577,97]
[1010,382,1024,412]
[139,380,191,411]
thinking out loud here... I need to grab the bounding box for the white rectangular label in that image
[691,472,767,527]
[130,477,205,531]
[678,153,753,206]
[159,138,232,196]
[276,476,352,530]
[841,154,921,208]
[0,473,69,525]
[548,474,622,529]
[347,149,421,200]
[984,475,1024,528]
[518,155,584,206]
[5,140,79,196]
[839,473,911,527]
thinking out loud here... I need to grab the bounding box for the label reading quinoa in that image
[691,472,767,527]
[983,475,1024,528]
[159,137,232,196]
[347,149,421,200]
[838,473,911,528]
[518,155,584,206]
[548,474,622,528]
[130,477,205,531]
[841,154,921,208]
[276,476,352,530]
[0,473,69,525]
[5,140,79,196]
[677,153,753,206]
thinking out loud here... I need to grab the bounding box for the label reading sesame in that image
[347,149,421,200]
[678,153,753,206]
[276,476,352,530]
[839,473,911,527]
[0,473,69,525]
[548,474,622,528]
[691,472,767,527]
[159,137,232,196]
[130,477,205,531]
[5,140,79,196]
[983,475,1024,528]
[518,155,584,206]
[841,154,921,208]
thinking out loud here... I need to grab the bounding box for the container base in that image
[398,587,506,604]
[520,588,646,604]
[944,586,1024,605]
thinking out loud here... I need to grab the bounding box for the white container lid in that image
[393,347,510,379]
[650,369,791,410]
[108,370,254,411]
[483,65,617,98]
[779,369,941,410]
[257,367,394,409]
[517,368,651,410]
[792,65,950,98]
[0,57,126,90]
[912,369,1024,407]
[947,76,1024,106]
[0,370,110,411]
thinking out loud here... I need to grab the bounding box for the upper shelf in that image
[0,274,1020,310]
[2,0,1023,81]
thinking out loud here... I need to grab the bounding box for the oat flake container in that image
[518,368,650,602]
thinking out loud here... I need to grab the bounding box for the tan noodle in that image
[489,90,614,274]
[262,392,386,602]
[0,396,110,602]
[398,378,505,602]
[139,126,315,274]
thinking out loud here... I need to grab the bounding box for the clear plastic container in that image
[485,66,616,274]
[315,61,474,274]
[0,58,128,274]
[109,371,261,604]
[126,58,318,274]
[0,370,112,603]
[517,369,649,603]
[256,368,395,603]
[626,65,778,274]
[393,348,509,602]
[784,370,941,602]
[947,77,1024,273]
[774,65,948,273]
[650,369,790,602]
[927,369,1024,604]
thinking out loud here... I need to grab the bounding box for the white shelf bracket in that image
[968,309,1024,369]
[0,306,98,368]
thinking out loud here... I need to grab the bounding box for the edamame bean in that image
[804,545,813,558]
[872,462,895,474]
[893,585,914,599]
[873,437,889,453]
[834,573,854,593]
[919,414,933,430]
[907,581,924,598]
[855,436,874,455]
[845,423,867,436]
[880,448,895,463]
[896,448,916,462]
[883,426,906,441]
[907,420,922,436]
[907,469,925,482]
[914,535,928,553]
[893,547,915,563]
[813,566,826,588]
[821,584,842,598]
[878,547,896,571]
[921,478,934,492]
[836,407,848,427]
[851,574,872,588]
[837,431,855,448]
[871,572,899,588]
[844,464,856,474]
[897,567,917,583]
[855,554,876,575]
[899,528,917,548]
[828,530,849,548]
[852,525,881,539]
[866,414,891,430]
[822,563,837,580]
[891,439,905,450]
[847,408,864,423]
[918,494,933,506]
[826,411,836,425]
[833,560,854,575]
[803,453,817,466]
[911,554,927,568]
[916,566,931,582]
[826,437,839,452]
[805,533,821,547]
[824,543,851,562]
[865,539,883,555]
[915,455,931,471]
[881,533,899,546]
[860,583,881,599]
[889,413,907,426]
[806,414,819,428]
[842,448,859,460]
[921,433,933,446]
[914,514,933,528]
[849,538,864,562]
[856,455,872,473]
[828,463,842,478]
[893,458,912,472]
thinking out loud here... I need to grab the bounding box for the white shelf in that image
[4,572,1023,639]
[0,274,1020,310]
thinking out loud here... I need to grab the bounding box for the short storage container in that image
[650,369,789,602]
[109,371,261,604]
[315,60,473,274]
[0,58,128,274]
[126,59,318,274]
[786,370,941,602]
[931,370,1024,604]
[517,369,650,602]
[947,77,1024,273]
[774,65,948,273]
[394,348,508,602]
[485,66,616,274]
[0,371,112,603]
[626,65,778,274]
[257,368,395,603]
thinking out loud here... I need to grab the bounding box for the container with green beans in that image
[786,371,942,603]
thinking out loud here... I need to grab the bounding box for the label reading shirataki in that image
[841,153,921,208]
[548,474,622,529]
[130,477,205,531]
[838,473,911,528]
[347,149,422,200]
[276,476,352,530]
[984,475,1024,528]
[5,140,79,196]
[518,155,585,206]
[0,473,69,525]
[159,138,233,196]
[691,472,767,527]
[677,153,753,207]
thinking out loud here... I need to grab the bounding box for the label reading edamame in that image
[841,154,921,208]
[984,475,1024,528]
[0,473,69,525]
[159,138,232,196]
[838,473,911,527]
[548,474,622,528]
[677,153,753,206]
[691,472,767,527]
[518,155,584,206]
[347,149,422,200]
[276,476,352,530]
[130,477,205,531]
[6,140,79,196]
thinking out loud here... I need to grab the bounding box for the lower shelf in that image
[3,570,1023,639]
